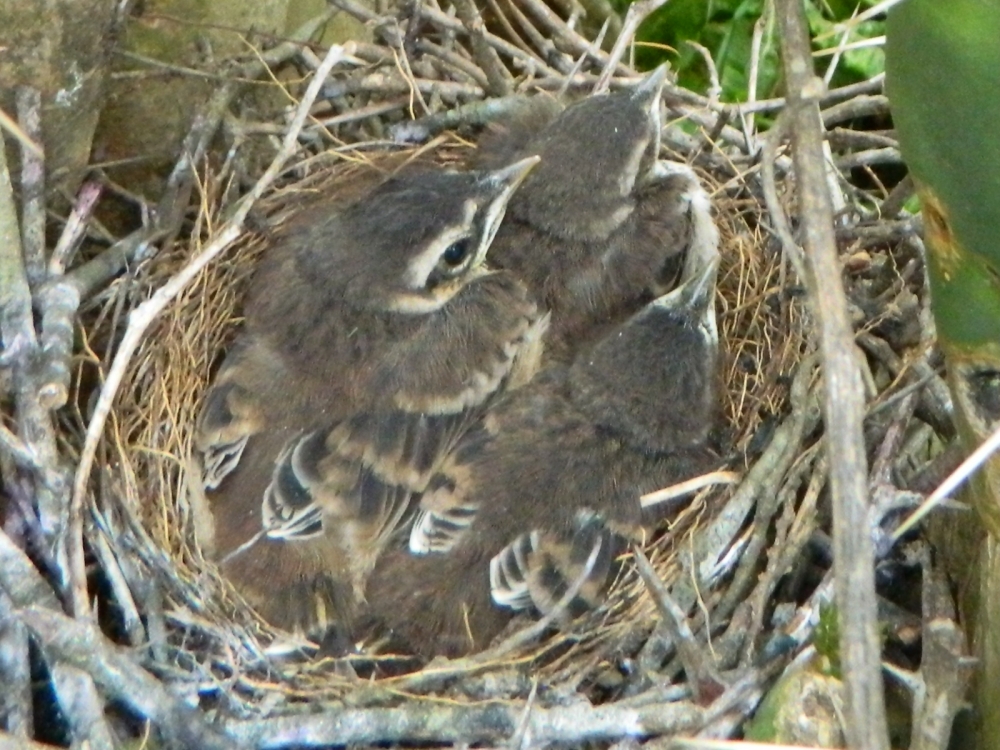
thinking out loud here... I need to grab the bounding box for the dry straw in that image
[0,0,949,744]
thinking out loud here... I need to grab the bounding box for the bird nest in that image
[100,136,801,682]
[2,0,951,746]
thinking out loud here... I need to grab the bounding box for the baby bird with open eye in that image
[193,157,547,648]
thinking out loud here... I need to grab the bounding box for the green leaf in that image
[886,0,1000,348]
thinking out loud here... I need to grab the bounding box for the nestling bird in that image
[193,157,547,645]
[362,248,722,658]
[472,65,718,362]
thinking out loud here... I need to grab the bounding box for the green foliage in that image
[625,0,778,101]
[886,0,1000,346]
[813,601,895,679]
[813,601,842,677]
[805,3,884,89]
[887,5,1000,743]
[621,0,884,103]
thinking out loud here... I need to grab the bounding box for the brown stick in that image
[0,109,67,547]
[14,88,45,289]
[777,1,889,747]
[67,43,354,620]
[452,0,513,95]
[224,698,705,747]
[0,590,32,739]
[19,606,235,750]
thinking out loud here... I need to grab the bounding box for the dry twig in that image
[68,42,354,621]
[0,0,937,744]
[777,1,889,746]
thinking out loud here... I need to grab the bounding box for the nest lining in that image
[47,1,941,738]
[84,120,808,699]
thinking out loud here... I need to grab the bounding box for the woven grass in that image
[1,0,948,744]
[87,117,806,691]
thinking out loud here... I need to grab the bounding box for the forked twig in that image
[595,0,671,92]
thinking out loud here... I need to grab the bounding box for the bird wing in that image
[262,409,476,542]
[489,510,626,617]
[263,272,547,561]
[368,272,547,415]
[409,365,565,557]
[195,338,289,490]
[408,420,492,554]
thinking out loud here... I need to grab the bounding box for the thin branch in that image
[0,590,32,739]
[706,363,822,642]
[744,0,773,140]
[634,548,724,703]
[512,0,608,75]
[0,523,62,609]
[67,43,353,619]
[686,42,721,104]
[640,471,741,509]
[48,180,102,277]
[857,330,953,440]
[57,9,333,302]
[693,353,818,590]
[910,546,972,750]
[483,0,536,57]
[335,0,562,79]
[760,114,807,283]
[827,127,898,151]
[35,281,78,410]
[391,94,548,143]
[0,105,43,159]
[224,698,706,747]
[879,173,914,218]
[820,7,855,87]
[501,0,566,69]
[834,147,902,171]
[777,1,889,747]
[321,73,485,100]
[739,450,824,664]
[92,530,146,647]
[14,87,45,289]
[452,0,513,96]
[19,606,235,750]
[0,113,67,544]
[0,422,41,473]
[595,0,669,92]
[821,94,890,128]
[50,663,117,750]
[36,181,100,408]
[893,419,1000,542]
[57,227,161,301]
[415,39,491,89]
[510,678,539,749]
[0,731,58,750]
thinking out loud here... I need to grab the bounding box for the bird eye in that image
[442,238,471,267]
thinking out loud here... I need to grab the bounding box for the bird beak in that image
[651,251,719,320]
[484,154,541,195]
[631,64,668,112]
[631,65,667,160]
[680,253,720,320]
[479,155,541,258]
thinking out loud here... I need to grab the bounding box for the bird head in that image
[569,251,721,453]
[323,156,539,314]
[509,64,668,242]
